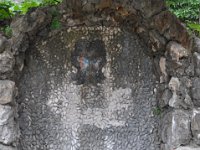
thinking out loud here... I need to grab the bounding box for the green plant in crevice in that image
[50,17,61,30]
[153,107,162,116]
[0,25,12,37]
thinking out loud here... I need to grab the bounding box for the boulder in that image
[168,77,193,109]
[191,108,200,145]
[0,51,15,79]
[162,110,191,150]
[0,80,15,105]
[0,105,19,145]
[167,41,189,63]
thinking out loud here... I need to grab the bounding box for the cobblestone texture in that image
[17,27,160,150]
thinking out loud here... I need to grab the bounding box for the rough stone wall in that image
[0,0,199,150]
[17,27,160,150]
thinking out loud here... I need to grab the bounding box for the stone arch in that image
[0,0,199,150]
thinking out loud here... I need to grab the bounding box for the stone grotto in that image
[0,0,200,150]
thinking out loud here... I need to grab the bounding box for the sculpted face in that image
[71,39,106,84]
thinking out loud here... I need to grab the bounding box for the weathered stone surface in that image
[130,0,165,18]
[0,51,15,79]
[175,146,200,150]
[0,35,8,53]
[18,27,160,150]
[165,23,190,49]
[159,57,167,83]
[167,41,189,64]
[159,88,172,108]
[11,33,29,54]
[168,77,180,108]
[162,110,191,150]
[0,105,13,126]
[152,11,176,34]
[149,30,166,52]
[192,78,200,106]
[0,105,19,145]
[11,9,51,37]
[0,80,15,105]
[193,52,200,76]
[168,77,193,109]
[193,37,200,53]
[0,144,17,150]
[191,108,200,145]
[152,11,190,49]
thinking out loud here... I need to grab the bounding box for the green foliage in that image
[166,0,200,23]
[166,0,200,35]
[188,23,200,32]
[20,0,41,14]
[0,0,14,20]
[0,0,63,20]
[42,0,62,6]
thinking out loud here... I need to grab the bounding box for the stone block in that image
[168,77,193,109]
[0,105,19,145]
[191,108,200,145]
[0,51,15,79]
[162,110,191,150]
[0,80,15,105]
[167,41,189,63]
[159,88,172,108]
[168,77,181,108]
[192,78,200,106]
[193,52,200,76]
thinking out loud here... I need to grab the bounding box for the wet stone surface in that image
[17,26,160,150]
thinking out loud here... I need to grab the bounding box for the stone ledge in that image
[0,144,17,150]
